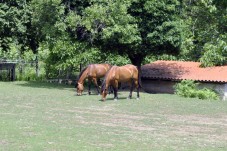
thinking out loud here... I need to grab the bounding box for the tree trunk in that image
[128,54,145,88]
[128,53,145,70]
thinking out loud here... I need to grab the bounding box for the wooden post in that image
[35,55,39,77]
[11,64,15,81]
[80,63,82,72]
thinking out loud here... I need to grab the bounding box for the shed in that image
[0,61,16,81]
[141,60,227,100]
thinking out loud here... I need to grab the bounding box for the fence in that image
[0,59,84,83]
[0,60,17,81]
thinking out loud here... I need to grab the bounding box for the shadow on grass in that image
[15,81,75,90]
[99,93,138,102]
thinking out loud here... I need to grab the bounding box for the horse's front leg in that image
[113,80,118,101]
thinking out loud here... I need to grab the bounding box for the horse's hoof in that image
[136,98,140,100]
[127,97,131,100]
[114,99,118,101]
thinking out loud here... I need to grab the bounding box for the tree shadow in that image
[141,61,193,93]
[142,61,191,80]
[98,91,138,102]
[15,81,75,90]
[99,96,130,102]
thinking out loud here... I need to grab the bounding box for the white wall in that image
[224,84,227,101]
[193,83,226,100]
[142,79,227,100]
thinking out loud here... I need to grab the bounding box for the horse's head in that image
[101,83,108,101]
[76,83,84,96]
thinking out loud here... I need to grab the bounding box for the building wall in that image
[141,79,177,94]
[141,79,227,100]
[224,84,227,100]
[198,83,226,101]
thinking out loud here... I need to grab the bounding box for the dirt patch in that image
[48,106,227,148]
[0,140,10,146]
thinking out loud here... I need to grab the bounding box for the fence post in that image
[35,55,39,77]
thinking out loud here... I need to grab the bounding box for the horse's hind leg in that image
[113,80,118,101]
[128,79,134,99]
[92,78,100,95]
[113,87,118,101]
[88,79,92,95]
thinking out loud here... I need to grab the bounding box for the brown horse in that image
[76,63,111,95]
[101,64,140,101]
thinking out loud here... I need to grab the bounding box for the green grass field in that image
[0,81,227,150]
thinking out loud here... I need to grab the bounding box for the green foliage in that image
[78,0,182,66]
[44,34,130,78]
[31,0,65,39]
[1,0,227,79]
[17,65,45,81]
[0,43,19,60]
[200,34,227,67]
[0,42,46,81]
[143,54,178,64]
[0,0,30,51]
[180,0,227,63]
[104,53,130,66]
[174,80,219,100]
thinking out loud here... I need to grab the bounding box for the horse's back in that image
[87,64,110,78]
[117,64,138,82]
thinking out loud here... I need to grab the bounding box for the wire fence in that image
[0,60,81,83]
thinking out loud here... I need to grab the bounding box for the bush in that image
[196,88,219,100]
[174,80,219,100]
[16,62,46,81]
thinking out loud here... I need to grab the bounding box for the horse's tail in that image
[137,66,143,89]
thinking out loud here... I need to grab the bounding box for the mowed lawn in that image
[0,81,227,151]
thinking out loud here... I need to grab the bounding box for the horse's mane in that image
[77,66,88,80]
[106,63,112,68]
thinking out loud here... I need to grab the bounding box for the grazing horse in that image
[101,64,140,101]
[76,63,111,95]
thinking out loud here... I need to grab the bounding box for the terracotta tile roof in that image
[141,60,227,83]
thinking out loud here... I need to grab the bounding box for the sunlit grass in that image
[0,81,227,150]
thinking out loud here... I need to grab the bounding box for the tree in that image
[0,0,65,76]
[179,0,227,64]
[75,0,182,68]
[0,0,31,52]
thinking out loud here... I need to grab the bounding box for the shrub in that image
[174,80,219,100]
[196,88,219,100]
